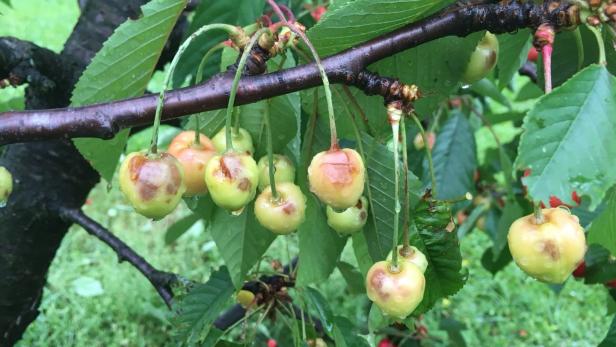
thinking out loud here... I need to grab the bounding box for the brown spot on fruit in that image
[282,202,296,215]
[542,240,560,260]
[238,178,250,191]
[128,155,147,181]
[370,269,390,300]
[356,199,363,209]
[487,50,497,68]
[360,211,367,220]
[138,180,159,201]
[220,156,234,179]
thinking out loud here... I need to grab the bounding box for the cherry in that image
[119,152,186,219]
[204,151,259,212]
[572,261,585,278]
[0,166,13,205]
[307,148,365,209]
[267,339,277,347]
[254,182,306,234]
[257,154,296,191]
[413,131,435,151]
[311,5,327,22]
[507,208,586,283]
[326,196,368,234]
[236,289,255,308]
[461,31,499,85]
[606,279,616,289]
[168,131,216,197]
[212,127,254,155]
[387,245,428,273]
[366,260,425,319]
[378,338,396,347]
[527,46,539,62]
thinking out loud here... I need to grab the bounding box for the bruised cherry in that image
[326,196,368,234]
[461,31,499,85]
[168,131,216,197]
[0,166,13,205]
[366,260,425,319]
[257,154,296,191]
[508,208,586,284]
[119,152,186,219]
[307,147,365,209]
[205,151,259,212]
[387,245,428,273]
[413,132,436,151]
[255,182,306,234]
[212,127,254,155]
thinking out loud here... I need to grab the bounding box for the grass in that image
[3,0,614,346]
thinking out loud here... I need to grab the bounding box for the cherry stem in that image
[263,99,279,199]
[534,202,545,224]
[411,113,437,198]
[400,116,411,252]
[224,28,270,152]
[149,23,239,154]
[588,25,607,65]
[194,41,227,145]
[266,0,338,149]
[542,43,553,94]
[389,105,402,268]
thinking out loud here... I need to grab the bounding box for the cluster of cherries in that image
[118,126,370,237]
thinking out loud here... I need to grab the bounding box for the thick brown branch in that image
[0,1,577,145]
[58,207,177,308]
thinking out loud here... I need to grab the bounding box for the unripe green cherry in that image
[366,260,425,319]
[0,166,13,205]
[119,152,186,219]
[254,182,306,234]
[326,196,368,234]
[387,245,428,273]
[204,151,259,212]
[236,290,256,308]
[212,127,255,155]
[307,148,365,209]
[257,154,295,191]
[461,31,499,85]
[508,208,586,284]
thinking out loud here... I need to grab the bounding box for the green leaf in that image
[368,304,390,334]
[210,204,277,289]
[599,315,616,347]
[165,214,200,245]
[303,287,335,335]
[72,0,187,182]
[497,30,532,89]
[173,267,235,345]
[351,232,374,276]
[411,202,466,314]
[333,316,371,347]
[426,113,477,200]
[336,261,365,295]
[469,78,511,108]
[588,189,616,256]
[296,195,348,286]
[361,134,423,261]
[515,65,616,209]
[173,0,265,86]
[480,246,512,275]
[491,199,525,260]
[438,317,467,347]
[307,0,451,57]
[371,32,483,115]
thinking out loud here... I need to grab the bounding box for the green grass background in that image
[0,0,613,346]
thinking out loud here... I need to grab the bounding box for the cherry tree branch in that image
[0,1,577,145]
[58,207,177,307]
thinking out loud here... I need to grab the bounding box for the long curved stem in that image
[400,116,411,252]
[150,23,238,154]
[267,0,338,148]
[389,107,402,269]
[193,41,227,145]
[264,99,278,198]
[224,28,270,152]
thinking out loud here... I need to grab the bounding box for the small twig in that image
[58,207,177,308]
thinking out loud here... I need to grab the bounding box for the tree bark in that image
[0,1,150,344]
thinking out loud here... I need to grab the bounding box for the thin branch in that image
[58,207,177,308]
[0,1,577,145]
